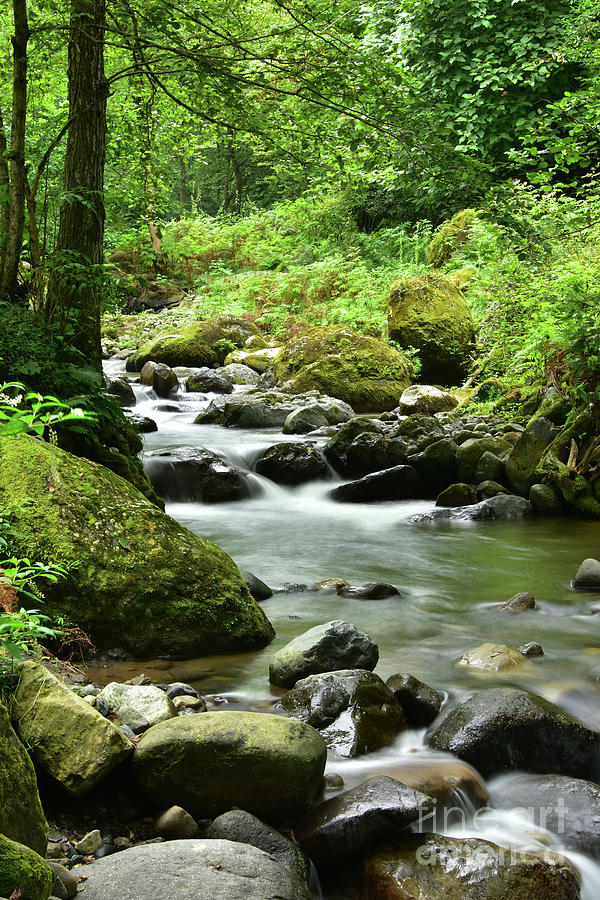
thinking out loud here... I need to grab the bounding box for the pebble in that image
[75,830,103,855]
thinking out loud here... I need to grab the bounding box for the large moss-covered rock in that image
[132,711,327,822]
[0,436,274,657]
[505,416,555,496]
[362,834,580,900]
[0,835,54,900]
[0,704,47,855]
[456,437,512,483]
[11,661,133,796]
[273,326,412,412]
[388,274,475,385]
[126,316,261,371]
[427,209,479,268]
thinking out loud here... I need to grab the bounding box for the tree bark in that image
[0,111,10,280]
[47,0,108,370]
[0,0,29,299]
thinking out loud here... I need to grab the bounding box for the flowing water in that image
[98,360,600,896]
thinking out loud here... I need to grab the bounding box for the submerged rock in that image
[145,447,253,503]
[273,325,412,412]
[77,839,312,900]
[269,620,378,688]
[11,661,133,796]
[362,834,580,900]
[457,642,526,672]
[132,711,326,822]
[295,776,433,867]
[427,687,600,778]
[337,582,401,600]
[0,703,48,855]
[278,669,406,757]
[497,591,536,613]
[0,436,274,657]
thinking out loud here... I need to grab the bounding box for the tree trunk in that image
[0,111,10,280]
[0,0,29,299]
[47,0,108,371]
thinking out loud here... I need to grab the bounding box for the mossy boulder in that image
[126,315,261,371]
[505,417,555,496]
[273,326,412,412]
[427,208,479,268]
[0,436,274,657]
[456,437,512,483]
[132,711,327,823]
[535,409,600,517]
[0,703,48,854]
[11,661,133,796]
[388,274,475,385]
[0,835,54,900]
[223,347,282,373]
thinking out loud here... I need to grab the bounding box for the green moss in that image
[0,835,53,900]
[126,315,261,370]
[388,274,475,386]
[427,209,479,268]
[0,705,48,855]
[0,436,275,657]
[273,326,412,412]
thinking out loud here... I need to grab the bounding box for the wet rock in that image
[0,834,54,900]
[409,438,458,494]
[0,703,48,855]
[186,368,233,394]
[490,772,600,858]
[506,416,556,496]
[216,362,261,385]
[497,591,536,613]
[77,839,312,900]
[75,830,103,855]
[386,673,443,726]
[398,384,458,415]
[152,363,178,398]
[283,406,329,434]
[132,711,326,822]
[412,494,533,522]
[361,759,488,808]
[125,412,158,433]
[207,810,309,882]
[278,669,406,757]
[477,479,508,500]
[573,558,600,591]
[11,661,132,797]
[315,578,349,592]
[254,442,328,485]
[427,687,600,778]
[140,361,158,385]
[457,642,526,671]
[269,620,378,688]
[436,483,477,507]
[519,641,544,657]
[295,776,433,867]
[105,375,136,407]
[362,834,580,900]
[151,806,198,839]
[145,447,252,503]
[324,418,406,478]
[97,683,177,734]
[240,569,273,600]
[456,437,512,483]
[164,682,199,700]
[529,482,563,515]
[330,465,419,503]
[337,582,401,600]
[392,413,444,450]
[195,390,354,429]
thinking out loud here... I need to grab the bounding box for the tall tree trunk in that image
[0,111,10,280]
[0,0,29,299]
[47,0,108,370]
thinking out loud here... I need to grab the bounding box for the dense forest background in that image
[0,0,600,408]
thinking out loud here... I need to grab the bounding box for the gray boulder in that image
[398,384,457,415]
[186,368,233,394]
[427,687,600,778]
[269,620,378,688]
[140,361,158,385]
[283,407,329,434]
[145,447,252,503]
[490,772,600,858]
[386,673,443,726]
[408,438,457,494]
[216,363,261,385]
[105,376,136,407]
[337,582,400,600]
[76,840,312,900]
[573,558,600,591]
[529,482,563,515]
[254,442,328,485]
[506,416,556,495]
[152,363,178,398]
[412,494,533,522]
[295,776,433,867]
[279,669,406,757]
[207,810,309,882]
[195,391,353,429]
[97,683,177,734]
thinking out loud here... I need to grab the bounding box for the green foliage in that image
[0,383,93,438]
[0,609,61,662]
